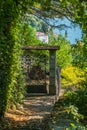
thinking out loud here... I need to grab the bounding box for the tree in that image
[72,41,87,69]
[48,34,72,68]
[18,23,41,45]
[26,0,87,32]
[71,41,87,89]
[27,15,51,33]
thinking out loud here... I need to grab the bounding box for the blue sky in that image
[55,26,82,44]
[53,18,82,44]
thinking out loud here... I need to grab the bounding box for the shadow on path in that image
[4,95,56,130]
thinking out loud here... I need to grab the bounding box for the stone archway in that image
[22,46,60,95]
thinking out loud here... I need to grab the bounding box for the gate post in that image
[49,50,57,95]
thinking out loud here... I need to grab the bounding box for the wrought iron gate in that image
[22,50,49,94]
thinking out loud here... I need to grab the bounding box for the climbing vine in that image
[0,1,23,119]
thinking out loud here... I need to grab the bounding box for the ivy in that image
[0,1,23,119]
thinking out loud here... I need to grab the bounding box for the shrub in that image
[64,90,87,117]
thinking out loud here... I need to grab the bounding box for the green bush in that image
[64,90,87,117]
[66,123,87,130]
[65,105,84,122]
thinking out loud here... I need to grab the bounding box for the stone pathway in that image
[24,95,55,118]
[21,95,56,130]
[4,92,86,130]
[5,95,56,130]
[4,89,68,130]
[21,95,69,130]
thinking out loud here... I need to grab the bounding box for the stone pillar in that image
[49,50,56,95]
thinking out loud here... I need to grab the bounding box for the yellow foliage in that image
[61,65,85,88]
[33,2,42,9]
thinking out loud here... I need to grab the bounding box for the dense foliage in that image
[0,1,20,118]
[61,65,85,88]
[0,0,87,121]
[18,23,42,46]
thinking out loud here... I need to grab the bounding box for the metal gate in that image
[22,50,49,94]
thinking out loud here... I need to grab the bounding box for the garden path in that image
[5,95,56,130]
